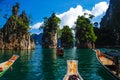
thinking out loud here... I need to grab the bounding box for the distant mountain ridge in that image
[31,33,43,45]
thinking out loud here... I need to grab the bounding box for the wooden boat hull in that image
[95,50,120,79]
[0,55,19,77]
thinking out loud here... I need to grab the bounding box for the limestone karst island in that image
[0,3,35,49]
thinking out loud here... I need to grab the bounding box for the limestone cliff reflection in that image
[41,48,58,80]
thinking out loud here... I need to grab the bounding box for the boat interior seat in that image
[105,65,116,71]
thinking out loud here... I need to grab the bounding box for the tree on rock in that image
[60,25,73,48]
[75,16,97,48]
[18,11,30,32]
[12,2,19,16]
[42,13,60,48]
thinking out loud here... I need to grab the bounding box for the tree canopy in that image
[75,16,97,44]
[43,13,60,35]
[60,25,73,48]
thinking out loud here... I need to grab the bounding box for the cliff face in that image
[100,0,120,28]
[0,3,35,49]
[0,30,4,49]
[100,0,120,46]
[42,30,58,48]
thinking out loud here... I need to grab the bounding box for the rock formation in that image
[0,3,35,49]
[42,29,58,48]
[42,13,60,48]
[100,0,120,46]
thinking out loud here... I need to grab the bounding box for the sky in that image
[0,0,109,34]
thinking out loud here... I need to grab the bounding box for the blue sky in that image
[0,0,109,34]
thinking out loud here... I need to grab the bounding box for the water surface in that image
[0,46,117,80]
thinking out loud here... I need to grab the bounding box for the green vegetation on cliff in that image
[43,13,60,36]
[10,12,30,33]
[42,13,60,48]
[75,16,97,48]
[60,25,73,48]
[10,3,30,33]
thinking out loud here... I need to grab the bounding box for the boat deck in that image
[99,56,114,65]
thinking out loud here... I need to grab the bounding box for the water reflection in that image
[0,50,34,80]
[76,49,101,80]
[0,50,14,62]
[25,46,43,80]
[64,47,78,60]
[41,48,58,80]
[0,47,118,80]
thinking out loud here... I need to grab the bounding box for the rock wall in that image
[1,32,35,50]
[42,30,58,48]
[100,0,120,28]
[100,0,120,46]
[42,13,60,48]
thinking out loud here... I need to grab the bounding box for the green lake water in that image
[0,46,118,80]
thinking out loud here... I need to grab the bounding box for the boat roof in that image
[106,51,120,57]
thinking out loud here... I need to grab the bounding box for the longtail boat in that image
[63,60,83,80]
[56,47,64,56]
[95,50,120,79]
[0,55,19,77]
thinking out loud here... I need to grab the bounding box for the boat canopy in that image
[106,51,120,57]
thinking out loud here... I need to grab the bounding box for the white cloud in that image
[30,1,109,34]
[29,22,44,34]
[57,5,84,29]
[91,1,109,17]
[30,22,44,29]
[56,1,108,28]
